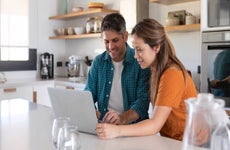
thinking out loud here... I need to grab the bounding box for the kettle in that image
[182,93,230,150]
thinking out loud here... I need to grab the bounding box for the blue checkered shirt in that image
[84,44,150,123]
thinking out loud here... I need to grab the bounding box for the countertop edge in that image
[0,77,86,88]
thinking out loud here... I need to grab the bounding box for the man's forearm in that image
[119,109,139,124]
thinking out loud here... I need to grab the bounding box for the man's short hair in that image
[101,13,126,35]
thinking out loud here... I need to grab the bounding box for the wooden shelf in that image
[49,8,119,20]
[165,23,200,32]
[149,0,199,5]
[49,33,101,40]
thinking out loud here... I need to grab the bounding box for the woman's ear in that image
[154,45,161,54]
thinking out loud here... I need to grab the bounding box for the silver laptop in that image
[48,87,97,134]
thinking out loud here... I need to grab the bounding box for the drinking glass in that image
[57,125,81,150]
[52,117,70,149]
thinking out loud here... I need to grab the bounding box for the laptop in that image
[47,87,97,135]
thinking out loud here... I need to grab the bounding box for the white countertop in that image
[0,99,185,150]
[55,77,86,89]
[0,76,86,88]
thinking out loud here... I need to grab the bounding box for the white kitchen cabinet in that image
[0,86,33,101]
[32,83,54,107]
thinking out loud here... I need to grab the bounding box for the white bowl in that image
[72,7,84,12]
[74,27,85,34]
[55,28,67,35]
[67,27,75,35]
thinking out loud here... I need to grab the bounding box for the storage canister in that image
[93,16,103,33]
[86,17,95,34]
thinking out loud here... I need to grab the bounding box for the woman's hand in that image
[96,123,120,139]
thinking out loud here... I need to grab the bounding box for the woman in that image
[96,18,197,141]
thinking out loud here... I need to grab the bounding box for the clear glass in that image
[52,117,71,149]
[182,93,227,150]
[57,125,81,150]
[211,122,230,150]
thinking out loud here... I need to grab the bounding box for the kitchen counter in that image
[0,76,86,89]
[55,76,86,89]
[0,76,86,106]
[0,78,54,88]
[0,99,186,150]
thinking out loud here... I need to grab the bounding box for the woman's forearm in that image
[118,118,160,137]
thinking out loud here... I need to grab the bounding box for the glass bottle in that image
[60,0,68,15]
[86,17,95,34]
[57,125,81,150]
[182,93,229,150]
[211,121,230,150]
[93,16,103,33]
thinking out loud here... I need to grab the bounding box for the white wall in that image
[4,0,202,89]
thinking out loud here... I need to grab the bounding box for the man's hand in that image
[96,110,101,119]
[103,110,122,125]
[102,109,139,125]
[211,80,219,88]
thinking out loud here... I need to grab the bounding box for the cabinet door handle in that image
[226,110,230,116]
[33,91,37,103]
[66,86,74,90]
[4,88,16,93]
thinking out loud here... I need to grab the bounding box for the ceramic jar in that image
[185,15,196,25]
[165,17,179,26]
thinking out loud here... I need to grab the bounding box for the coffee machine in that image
[40,52,54,79]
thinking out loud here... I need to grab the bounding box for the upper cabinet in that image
[149,0,199,5]
[49,8,119,39]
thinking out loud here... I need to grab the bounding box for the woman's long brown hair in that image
[131,18,188,104]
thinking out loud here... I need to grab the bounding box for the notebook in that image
[48,87,97,134]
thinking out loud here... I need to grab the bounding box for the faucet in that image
[0,72,7,83]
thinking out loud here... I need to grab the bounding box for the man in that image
[85,13,150,125]
[211,50,230,97]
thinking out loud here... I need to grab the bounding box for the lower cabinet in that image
[0,79,85,107]
[0,86,33,101]
[32,83,54,107]
[0,83,54,107]
[54,83,85,91]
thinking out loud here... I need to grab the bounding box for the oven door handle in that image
[208,45,230,50]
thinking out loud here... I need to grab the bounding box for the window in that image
[0,0,29,61]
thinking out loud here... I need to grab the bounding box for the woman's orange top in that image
[154,68,197,141]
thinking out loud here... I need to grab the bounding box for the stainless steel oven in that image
[201,31,230,106]
[201,0,230,31]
